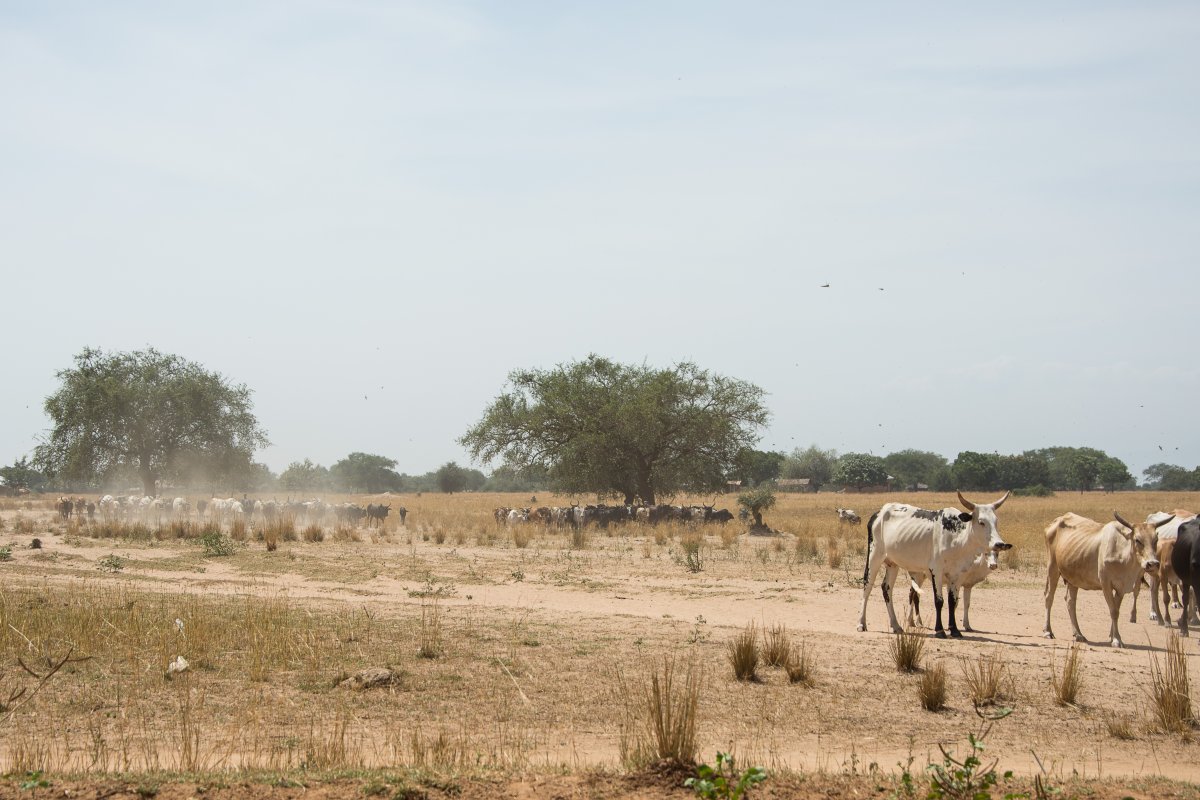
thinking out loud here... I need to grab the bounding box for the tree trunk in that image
[753,510,763,527]
[141,470,156,497]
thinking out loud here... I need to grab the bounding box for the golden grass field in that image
[0,489,1198,798]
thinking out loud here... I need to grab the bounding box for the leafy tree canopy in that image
[883,449,948,491]
[737,484,777,527]
[436,461,470,493]
[460,356,769,504]
[0,456,47,492]
[279,459,331,492]
[1142,462,1199,491]
[781,445,837,490]
[35,347,267,495]
[732,448,785,487]
[832,453,889,490]
[329,452,403,493]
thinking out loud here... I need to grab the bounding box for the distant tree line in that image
[727,444,1147,493]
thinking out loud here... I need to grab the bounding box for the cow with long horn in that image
[858,491,1012,638]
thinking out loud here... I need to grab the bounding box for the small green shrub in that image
[686,752,767,800]
[200,529,237,557]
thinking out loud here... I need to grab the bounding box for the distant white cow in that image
[858,491,1012,638]
[507,508,530,524]
[836,508,861,525]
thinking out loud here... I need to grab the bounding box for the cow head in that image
[957,490,1013,551]
[1114,511,1169,572]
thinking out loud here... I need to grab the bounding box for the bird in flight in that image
[820,283,830,288]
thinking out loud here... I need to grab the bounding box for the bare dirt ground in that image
[1,491,1198,797]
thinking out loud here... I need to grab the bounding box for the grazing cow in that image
[396,506,407,525]
[507,508,530,524]
[858,491,1012,638]
[709,509,735,524]
[1170,518,1200,638]
[1043,511,1173,648]
[493,507,511,525]
[906,549,999,631]
[56,497,73,520]
[531,507,553,526]
[836,508,861,525]
[366,503,390,526]
[172,497,190,517]
[85,500,96,521]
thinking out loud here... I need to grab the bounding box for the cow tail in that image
[863,511,879,585]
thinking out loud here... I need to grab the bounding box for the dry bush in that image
[1104,712,1138,740]
[332,525,361,542]
[278,517,298,541]
[168,520,195,539]
[728,622,760,682]
[653,528,669,546]
[262,524,279,552]
[795,533,819,562]
[718,527,739,549]
[960,651,1012,706]
[785,643,816,687]
[511,526,533,548]
[1149,636,1193,734]
[1051,643,1084,707]
[433,526,447,545]
[618,656,701,767]
[889,627,925,673]
[417,600,443,659]
[13,516,35,535]
[302,524,325,543]
[826,538,842,569]
[761,623,791,667]
[229,519,247,542]
[919,660,947,711]
[571,527,587,549]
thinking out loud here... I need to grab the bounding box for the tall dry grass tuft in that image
[302,524,325,543]
[417,600,443,659]
[919,660,947,711]
[1104,712,1138,740]
[961,651,1012,706]
[1149,636,1193,734]
[889,628,925,673]
[229,518,247,542]
[728,622,760,682]
[761,623,791,667]
[785,642,816,686]
[512,526,533,548]
[1051,643,1084,707]
[571,527,587,549]
[826,538,843,569]
[618,656,701,767]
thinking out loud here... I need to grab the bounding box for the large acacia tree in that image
[35,347,268,495]
[460,356,769,504]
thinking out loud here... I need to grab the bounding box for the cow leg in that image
[1066,584,1087,643]
[857,541,887,633]
[961,586,974,632]
[1043,561,1060,639]
[1129,576,1141,624]
[1103,584,1124,648]
[880,564,902,633]
[1181,581,1192,638]
[1171,583,1183,610]
[907,573,924,628]
[1154,573,1169,625]
[947,585,962,638]
[931,571,946,639]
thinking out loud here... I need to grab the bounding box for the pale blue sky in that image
[2,2,1198,480]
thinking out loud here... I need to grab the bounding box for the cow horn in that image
[992,490,1010,510]
[1113,511,1135,532]
[1154,514,1177,529]
[956,491,976,512]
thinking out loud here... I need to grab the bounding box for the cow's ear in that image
[958,512,972,523]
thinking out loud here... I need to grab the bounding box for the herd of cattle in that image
[43,489,1200,647]
[54,495,407,526]
[493,502,739,528]
[857,491,1200,647]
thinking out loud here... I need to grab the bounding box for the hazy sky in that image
[3,2,1198,480]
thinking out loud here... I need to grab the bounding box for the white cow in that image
[858,491,1012,637]
[906,548,999,631]
[836,508,861,525]
[171,497,190,517]
[507,508,530,524]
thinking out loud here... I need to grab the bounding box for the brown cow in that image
[1043,511,1173,648]
[1144,509,1198,626]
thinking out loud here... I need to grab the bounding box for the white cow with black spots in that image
[858,492,1012,638]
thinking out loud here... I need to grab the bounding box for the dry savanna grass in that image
[2,489,1200,790]
[961,651,1013,707]
[889,627,925,673]
[618,656,701,768]
[761,622,791,667]
[727,622,759,682]
[1149,636,1194,734]
[1051,643,1084,707]
[920,660,948,712]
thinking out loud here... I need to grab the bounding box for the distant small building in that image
[914,483,929,491]
[777,478,814,493]
[726,480,743,491]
